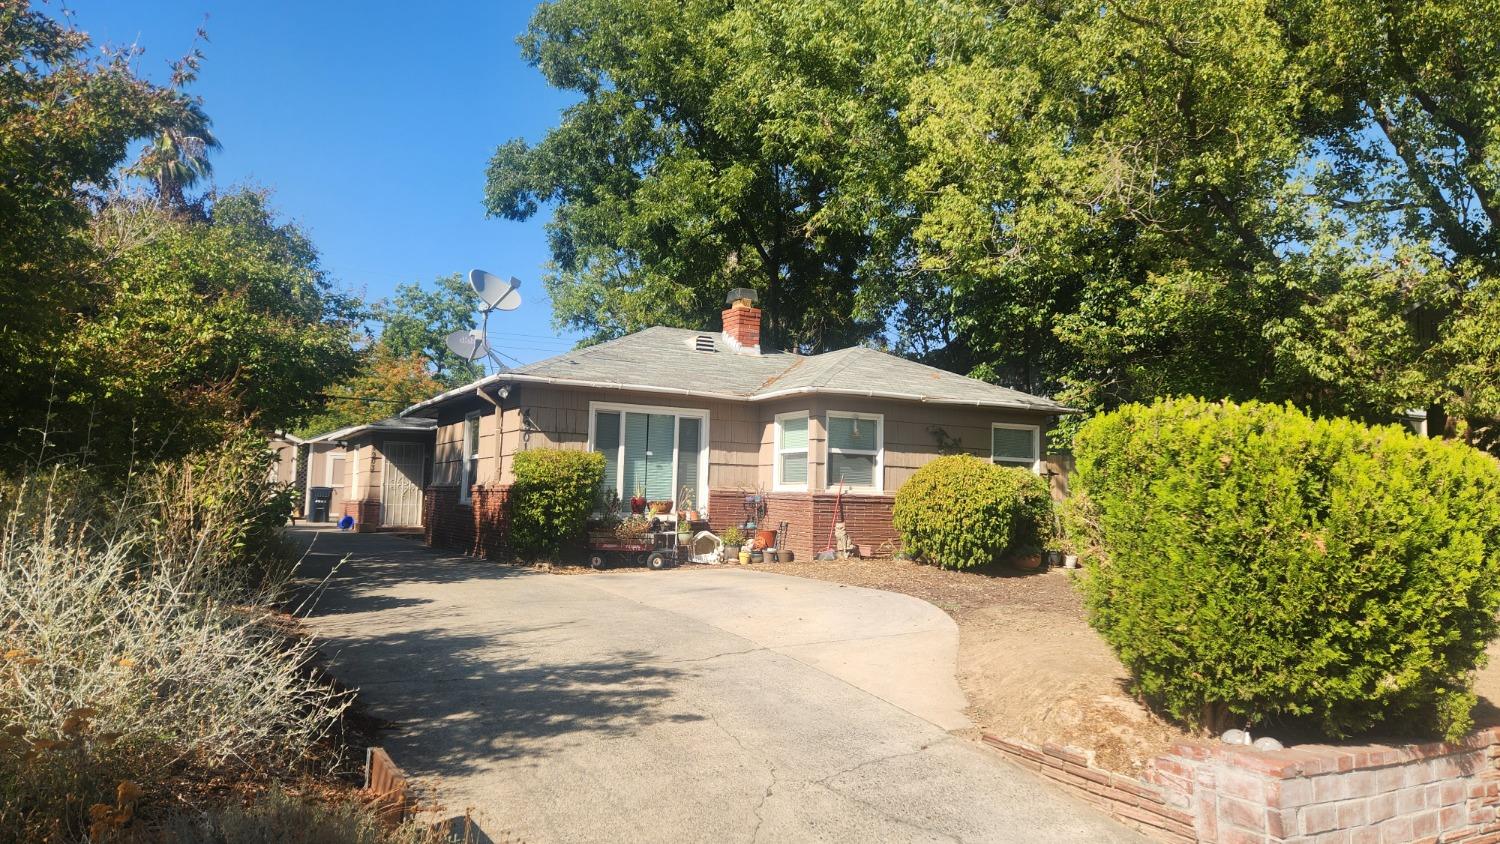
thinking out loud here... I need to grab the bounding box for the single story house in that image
[399,291,1074,560]
[302,416,436,530]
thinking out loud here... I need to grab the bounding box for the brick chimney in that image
[721,287,761,355]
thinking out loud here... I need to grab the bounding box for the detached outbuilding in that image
[301,417,436,531]
[398,291,1075,560]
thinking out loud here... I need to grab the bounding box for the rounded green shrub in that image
[508,449,606,559]
[1073,397,1500,740]
[892,455,1053,569]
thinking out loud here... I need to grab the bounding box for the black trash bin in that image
[309,486,332,523]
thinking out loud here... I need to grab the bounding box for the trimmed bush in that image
[892,455,1053,569]
[508,449,606,558]
[1073,397,1500,740]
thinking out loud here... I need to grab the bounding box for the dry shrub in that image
[0,441,347,842]
[125,786,446,844]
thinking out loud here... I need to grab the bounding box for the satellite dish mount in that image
[444,269,523,371]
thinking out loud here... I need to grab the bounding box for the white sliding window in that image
[590,402,709,513]
[775,412,809,490]
[991,423,1041,472]
[826,412,882,492]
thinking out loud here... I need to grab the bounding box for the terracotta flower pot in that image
[630,496,647,515]
[1010,551,1044,571]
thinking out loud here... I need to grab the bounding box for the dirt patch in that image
[762,557,1189,774]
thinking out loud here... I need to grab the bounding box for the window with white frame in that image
[991,423,1041,471]
[826,412,882,491]
[775,412,809,490]
[327,452,346,487]
[589,402,708,512]
[459,411,481,504]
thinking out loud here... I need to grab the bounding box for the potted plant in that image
[614,514,650,542]
[630,486,647,515]
[749,548,763,564]
[722,526,744,560]
[1008,545,1044,571]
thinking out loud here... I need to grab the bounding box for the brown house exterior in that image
[302,417,435,531]
[400,296,1073,561]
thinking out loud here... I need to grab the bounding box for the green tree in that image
[899,0,1500,443]
[0,4,190,454]
[57,189,363,462]
[126,31,221,215]
[486,0,940,352]
[298,344,444,435]
[375,273,484,386]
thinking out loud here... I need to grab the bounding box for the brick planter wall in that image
[985,727,1500,843]
[706,489,898,561]
[423,485,511,558]
[342,499,381,533]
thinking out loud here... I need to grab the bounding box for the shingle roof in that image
[304,415,437,444]
[400,326,1075,416]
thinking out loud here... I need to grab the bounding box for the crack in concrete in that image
[813,740,948,788]
[697,706,780,844]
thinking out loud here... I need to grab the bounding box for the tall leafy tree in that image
[900,0,1500,444]
[63,189,363,461]
[375,273,484,386]
[0,4,188,456]
[486,0,937,352]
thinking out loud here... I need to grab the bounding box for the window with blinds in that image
[826,412,882,491]
[590,404,708,512]
[991,423,1039,470]
[776,412,809,489]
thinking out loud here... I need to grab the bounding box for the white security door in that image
[381,442,425,527]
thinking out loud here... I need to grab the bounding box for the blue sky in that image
[63,0,583,364]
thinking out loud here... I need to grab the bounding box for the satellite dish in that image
[444,328,489,362]
[469,269,522,311]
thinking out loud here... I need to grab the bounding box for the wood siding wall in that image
[425,383,1054,499]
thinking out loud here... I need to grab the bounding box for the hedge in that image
[1073,398,1500,740]
[892,455,1053,569]
[507,449,605,559]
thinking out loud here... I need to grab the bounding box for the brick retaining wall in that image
[985,727,1500,843]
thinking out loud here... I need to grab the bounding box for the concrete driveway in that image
[293,528,1142,844]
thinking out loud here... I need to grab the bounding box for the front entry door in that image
[381,442,425,527]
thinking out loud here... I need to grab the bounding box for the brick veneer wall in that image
[341,499,381,533]
[423,485,511,559]
[706,490,899,560]
[985,727,1500,843]
[812,492,898,557]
